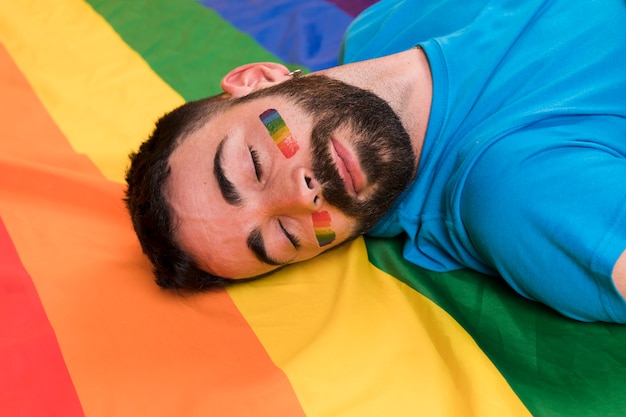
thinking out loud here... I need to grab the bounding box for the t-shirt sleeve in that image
[459,124,626,322]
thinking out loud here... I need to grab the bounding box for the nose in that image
[266,166,323,213]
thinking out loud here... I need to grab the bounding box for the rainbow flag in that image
[1,1,625,416]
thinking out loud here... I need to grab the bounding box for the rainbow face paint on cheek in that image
[312,210,336,247]
[259,108,300,158]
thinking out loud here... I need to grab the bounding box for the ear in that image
[220,62,291,98]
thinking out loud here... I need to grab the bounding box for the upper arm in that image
[613,250,626,299]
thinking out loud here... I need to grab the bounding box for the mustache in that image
[310,128,363,218]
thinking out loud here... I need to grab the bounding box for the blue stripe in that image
[197,0,354,71]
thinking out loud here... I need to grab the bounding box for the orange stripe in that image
[0,44,101,176]
[0,45,306,416]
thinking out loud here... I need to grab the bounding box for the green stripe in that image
[365,236,626,417]
[84,0,303,101]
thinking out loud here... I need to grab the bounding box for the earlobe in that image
[220,62,291,98]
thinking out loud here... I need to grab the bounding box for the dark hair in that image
[125,95,233,292]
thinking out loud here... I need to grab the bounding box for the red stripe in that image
[0,218,85,416]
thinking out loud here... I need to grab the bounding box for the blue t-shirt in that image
[342,0,626,322]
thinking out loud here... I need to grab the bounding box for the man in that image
[126,0,626,323]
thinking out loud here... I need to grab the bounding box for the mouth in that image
[330,138,365,197]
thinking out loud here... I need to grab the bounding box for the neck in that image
[318,47,432,164]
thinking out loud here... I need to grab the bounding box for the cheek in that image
[311,210,336,247]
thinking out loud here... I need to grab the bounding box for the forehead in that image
[165,140,265,277]
[163,97,308,278]
[165,110,241,274]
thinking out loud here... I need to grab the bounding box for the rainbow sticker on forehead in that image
[312,210,336,247]
[259,109,300,158]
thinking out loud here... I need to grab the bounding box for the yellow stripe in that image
[0,0,183,183]
[229,238,532,417]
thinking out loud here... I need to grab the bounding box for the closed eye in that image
[249,147,262,180]
[278,220,301,249]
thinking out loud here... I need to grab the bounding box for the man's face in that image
[166,76,415,279]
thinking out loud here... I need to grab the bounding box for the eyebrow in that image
[247,227,285,266]
[214,136,243,206]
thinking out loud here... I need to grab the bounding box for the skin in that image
[168,48,626,303]
[614,254,626,296]
[167,95,364,278]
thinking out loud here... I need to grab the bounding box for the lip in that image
[330,138,365,197]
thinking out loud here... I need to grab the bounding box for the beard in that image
[236,74,417,236]
[302,76,416,235]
